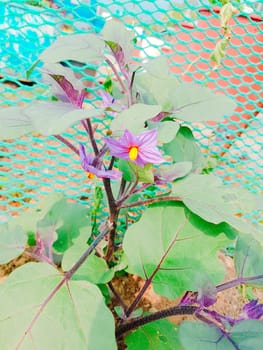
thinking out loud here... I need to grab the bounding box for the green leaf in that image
[119,160,154,183]
[179,321,235,350]
[28,102,101,136]
[0,102,102,138]
[9,193,64,234]
[163,126,203,172]
[154,162,193,183]
[111,104,162,134]
[125,319,183,350]
[231,320,263,348]
[172,174,257,229]
[0,263,117,350]
[40,33,104,63]
[142,57,172,79]
[0,224,27,264]
[62,231,114,284]
[234,235,263,286]
[101,21,135,64]
[135,72,179,110]
[123,205,229,298]
[45,199,91,253]
[0,107,34,139]
[147,121,180,143]
[179,320,263,350]
[172,83,236,122]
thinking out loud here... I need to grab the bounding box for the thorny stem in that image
[16,223,112,349]
[116,305,197,338]
[54,135,79,155]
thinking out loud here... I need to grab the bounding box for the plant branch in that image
[119,195,182,209]
[125,217,187,318]
[105,57,127,96]
[82,118,99,155]
[116,305,197,338]
[216,275,263,293]
[16,222,112,349]
[54,135,79,154]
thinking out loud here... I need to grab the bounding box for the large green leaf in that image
[163,126,203,172]
[111,104,162,134]
[172,174,258,231]
[40,33,104,63]
[62,231,114,284]
[42,198,90,253]
[0,263,117,350]
[0,102,101,139]
[0,224,27,264]
[9,193,64,234]
[234,234,263,286]
[101,21,134,64]
[28,102,101,136]
[172,83,236,122]
[134,72,179,110]
[125,319,183,350]
[147,120,180,143]
[123,205,229,298]
[179,320,263,350]
[0,107,34,139]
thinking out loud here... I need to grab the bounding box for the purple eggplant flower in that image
[242,300,263,320]
[79,144,122,180]
[104,129,164,167]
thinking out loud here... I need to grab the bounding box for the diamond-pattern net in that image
[0,1,262,225]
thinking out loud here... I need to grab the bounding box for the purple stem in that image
[119,195,182,209]
[15,222,112,348]
[54,135,79,155]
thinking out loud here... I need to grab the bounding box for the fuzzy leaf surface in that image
[172,174,258,231]
[111,104,161,134]
[234,234,263,286]
[0,102,101,138]
[179,320,263,350]
[62,231,114,284]
[40,33,104,63]
[172,84,236,122]
[163,126,203,172]
[0,224,27,264]
[0,263,117,350]
[125,319,183,350]
[123,205,229,298]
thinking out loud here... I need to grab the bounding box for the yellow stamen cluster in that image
[129,146,139,161]
[86,172,95,180]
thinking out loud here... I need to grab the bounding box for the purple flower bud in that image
[242,300,263,320]
[104,129,164,167]
[79,144,122,180]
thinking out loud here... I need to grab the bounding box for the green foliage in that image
[163,126,203,172]
[147,120,180,143]
[62,231,114,283]
[0,224,27,264]
[0,263,117,350]
[172,174,259,232]
[111,104,162,134]
[119,160,154,183]
[0,102,101,139]
[179,320,263,350]
[40,34,104,63]
[125,319,183,350]
[234,235,263,285]
[123,205,230,298]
